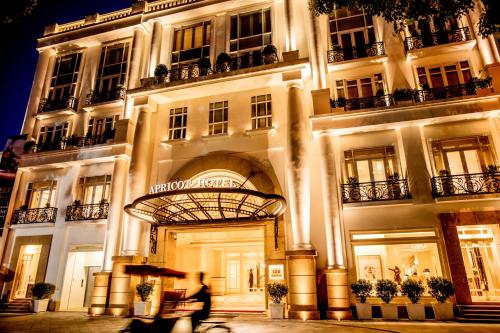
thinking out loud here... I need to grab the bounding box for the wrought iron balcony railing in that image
[331,94,395,111]
[415,82,481,102]
[85,87,126,105]
[32,140,67,152]
[141,53,279,87]
[342,179,411,203]
[65,203,109,221]
[12,207,57,224]
[431,172,500,198]
[30,133,113,153]
[327,42,385,63]
[38,96,78,113]
[404,27,472,51]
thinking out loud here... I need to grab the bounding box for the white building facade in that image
[0,0,499,320]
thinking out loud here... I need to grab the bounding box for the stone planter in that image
[406,303,426,320]
[134,301,151,316]
[269,303,285,319]
[432,303,454,321]
[32,299,49,313]
[355,303,372,320]
[475,87,493,97]
[380,303,398,320]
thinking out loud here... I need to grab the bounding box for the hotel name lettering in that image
[149,178,239,194]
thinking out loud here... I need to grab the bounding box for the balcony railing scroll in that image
[415,82,483,102]
[431,172,500,198]
[30,133,113,153]
[341,179,411,203]
[86,87,126,105]
[404,27,472,51]
[65,203,109,221]
[331,94,395,111]
[38,96,78,113]
[327,42,385,63]
[12,207,57,224]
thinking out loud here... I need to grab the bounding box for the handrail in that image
[404,27,472,51]
[341,179,411,202]
[327,42,385,63]
[431,172,500,197]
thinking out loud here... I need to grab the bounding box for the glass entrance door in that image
[458,225,500,302]
[12,245,42,299]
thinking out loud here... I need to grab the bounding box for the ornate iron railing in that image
[31,133,113,153]
[65,203,109,221]
[431,172,500,197]
[141,53,279,87]
[405,27,472,51]
[86,87,126,105]
[341,179,411,203]
[327,42,385,63]
[331,94,395,111]
[38,96,78,113]
[32,140,67,152]
[0,207,7,234]
[415,83,480,102]
[12,207,57,224]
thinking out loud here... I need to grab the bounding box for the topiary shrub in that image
[216,53,232,72]
[136,281,155,302]
[375,279,398,304]
[266,282,288,304]
[401,279,425,304]
[427,277,454,303]
[351,279,373,303]
[31,282,55,300]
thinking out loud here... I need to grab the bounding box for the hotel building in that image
[0,0,499,320]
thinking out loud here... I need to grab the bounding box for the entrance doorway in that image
[60,250,103,311]
[12,245,42,299]
[173,228,265,312]
[458,225,500,302]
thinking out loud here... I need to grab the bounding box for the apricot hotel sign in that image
[149,177,239,194]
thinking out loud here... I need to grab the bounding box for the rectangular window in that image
[172,21,211,67]
[48,53,81,103]
[230,8,272,57]
[417,61,472,88]
[95,42,130,93]
[78,175,112,204]
[335,74,384,99]
[25,181,57,208]
[251,94,272,130]
[87,115,119,137]
[344,146,398,183]
[168,107,188,140]
[208,101,228,135]
[328,7,375,50]
[38,122,70,144]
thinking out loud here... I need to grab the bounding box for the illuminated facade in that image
[0,0,499,320]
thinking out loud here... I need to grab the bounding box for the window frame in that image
[327,6,376,49]
[38,122,70,144]
[228,7,273,57]
[208,101,229,136]
[171,20,213,68]
[25,181,58,209]
[47,52,82,103]
[168,107,188,140]
[415,60,473,88]
[343,146,399,183]
[251,94,272,130]
[95,41,131,93]
[333,73,386,99]
[78,175,112,205]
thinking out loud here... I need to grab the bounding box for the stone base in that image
[288,309,320,320]
[325,268,351,320]
[89,272,111,315]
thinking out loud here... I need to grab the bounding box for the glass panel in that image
[352,231,436,240]
[371,159,386,181]
[463,149,481,174]
[356,160,371,182]
[446,151,465,175]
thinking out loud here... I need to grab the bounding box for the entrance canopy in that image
[124,187,286,226]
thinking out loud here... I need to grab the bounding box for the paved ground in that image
[1,312,500,333]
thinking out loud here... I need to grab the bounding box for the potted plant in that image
[469,76,493,96]
[387,172,405,199]
[197,57,212,76]
[216,53,232,73]
[266,282,288,319]
[375,279,398,320]
[262,44,278,64]
[438,170,455,196]
[393,88,416,105]
[31,282,55,313]
[401,279,426,320]
[154,64,168,84]
[427,277,455,320]
[351,279,373,320]
[134,281,155,316]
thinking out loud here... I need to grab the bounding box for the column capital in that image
[135,104,153,113]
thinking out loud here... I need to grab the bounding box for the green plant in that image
[393,88,416,101]
[375,279,398,304]
[31,282,55,300]
[347,176,359,185]
[73,200,81,206]
[154,64,168,78]
[216,52,232,72]
[401,279,425,304]
[487,164,499,173]
[388,172,400,181]
[427,277,454,303]
[136,281,155,302]
[350,279,372,303]
[266,282,288,304]
[19,204,28,211]
[263,44,277,56]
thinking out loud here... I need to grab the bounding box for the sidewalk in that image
[1,312,500,333]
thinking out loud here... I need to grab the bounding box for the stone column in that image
[149,21,163,77]
[127,28,145,90]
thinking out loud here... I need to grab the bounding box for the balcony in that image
[431,172,500,198]
[404,27,472,52]
[327,42,385,64]
[65,203,109,221]
[11,207,57,224]
[38,96,78,114]
[415,82,485,102]
[85,87,126,106]
[331,94,395,111]
[29,133,113,153]
[341,179,411,203]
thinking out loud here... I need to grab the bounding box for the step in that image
[457,316,500,323]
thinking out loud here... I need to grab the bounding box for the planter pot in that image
[396,99,414,106]
[380,303,398,320]
[355,303,372,320]
[476,87,493,96]
[32,299,49,313]
[406,303,426,321]
[269,303,285,319]
[134,301,151,316]
[432,302,454,321]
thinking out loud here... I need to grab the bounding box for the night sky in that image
[0,0,130,147]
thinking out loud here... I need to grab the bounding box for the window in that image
[87,115,119,137]
[431,136,496,175]
[417,60,472,88]
[95,42,130,93]
[48,53,81,103]
[168,107,188,140]
[25,181,57,208]
[38,122,70,144]
[208,101,228,135]
[230,8,272,57]
[344,146,399,183]
[78,176,111,204]
[172,21,211,67]
[251,95,272,129]
[334,74,385,99]
[328,7,375,52]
